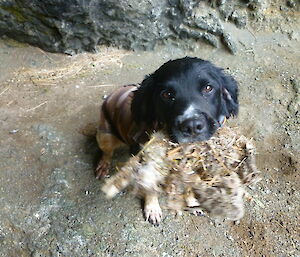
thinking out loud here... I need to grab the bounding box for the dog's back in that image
[99,85,139,145]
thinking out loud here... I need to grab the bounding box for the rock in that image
[286,0,296,8]
[288,96,300,115]
[291,78,300,94]
[288,79,300,116]
[222,33,237,54]
[231,10,248,28]
[0,0,259,54]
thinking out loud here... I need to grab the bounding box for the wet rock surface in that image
[1,0,298,54]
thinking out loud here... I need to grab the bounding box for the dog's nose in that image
[179,118,205,136]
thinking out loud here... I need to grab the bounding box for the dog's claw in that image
[144,202,162,225]
[188,207,206,217]
[191,209,206,217]
[95,160,109,179]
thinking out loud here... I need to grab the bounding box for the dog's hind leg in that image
[95,130,125,179]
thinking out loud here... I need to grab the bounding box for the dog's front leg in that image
[144,192,162,225]
[95,130,124,179]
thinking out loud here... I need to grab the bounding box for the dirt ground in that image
[0,13,299,257]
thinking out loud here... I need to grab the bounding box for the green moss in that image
[1,6,28,22]
[3,37,28,48]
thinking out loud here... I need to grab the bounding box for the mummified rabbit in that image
[102,126,260,224]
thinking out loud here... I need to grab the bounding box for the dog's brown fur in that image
[95,84,154,178]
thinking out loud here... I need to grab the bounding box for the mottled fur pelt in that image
[101,126,260,221]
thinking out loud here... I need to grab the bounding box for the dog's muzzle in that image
[172,105,220,142]
[178,116,206,137]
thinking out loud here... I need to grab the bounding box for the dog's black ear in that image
[131,74,156,124]
[221,73,239,118]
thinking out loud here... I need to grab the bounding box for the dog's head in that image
[132,57,239,143]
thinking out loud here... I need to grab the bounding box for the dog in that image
[96,57,239,224]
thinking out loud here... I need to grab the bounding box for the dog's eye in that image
[202,85,213,93]
[161,90,175,101]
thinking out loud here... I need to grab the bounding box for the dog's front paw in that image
[95,159,109,179]
[144,195,162,225]
[144,203,162,225]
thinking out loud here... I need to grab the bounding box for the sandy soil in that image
[0,18,299,257]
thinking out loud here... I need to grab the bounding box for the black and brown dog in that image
[96,57,239,224]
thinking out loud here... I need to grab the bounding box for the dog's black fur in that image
[132,57,239,143]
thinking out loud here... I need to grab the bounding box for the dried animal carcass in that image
[101,126,260,221]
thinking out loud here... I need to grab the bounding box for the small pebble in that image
[286,0,296,8]
[9,129,19,134]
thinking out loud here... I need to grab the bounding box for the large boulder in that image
[0,0,276,54]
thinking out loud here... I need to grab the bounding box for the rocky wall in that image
[0,0,298,54]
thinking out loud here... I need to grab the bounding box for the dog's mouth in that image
[170,114,220,143]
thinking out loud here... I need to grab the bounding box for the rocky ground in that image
[0,7,299,257]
